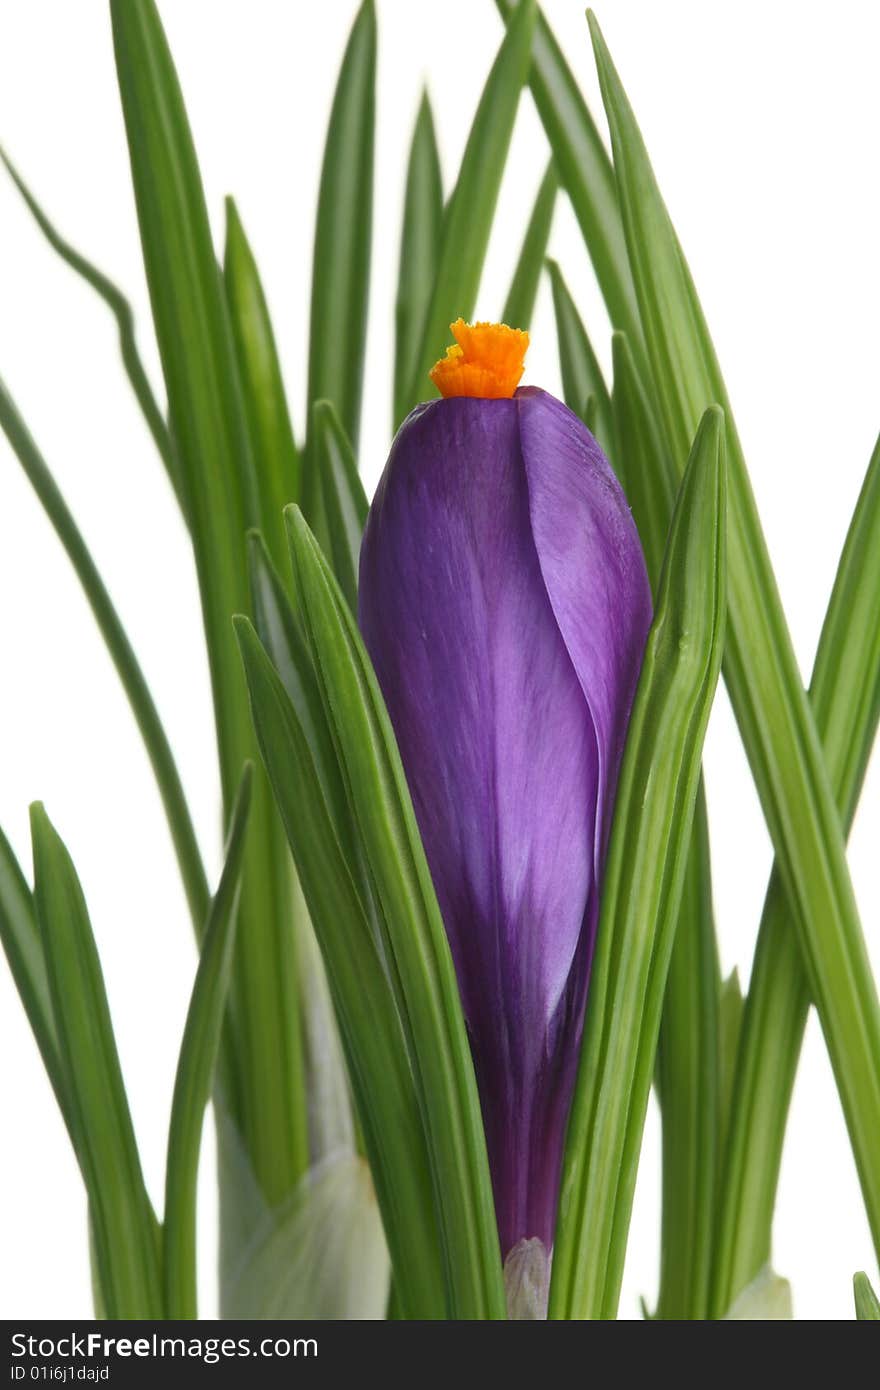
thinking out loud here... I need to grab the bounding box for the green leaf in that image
[613,330,721,1322]
[283,506,506,1318]
[0,378,208,935]
[546,257,613,454]
[224,196,301,571]
[495,1,642,354]
[305,0,376,468]
[394,92,444,430]
[550,407,727,1320]
[712,432,880,1314]
[164,764,253,1320]
[589,9,880,1265]
[235,607,446,1318]
[30,804,162,1318]
[854,1271,880,1320]
[0,146,182,515]
[312,399,368,612]
[0,826,72,1135]
[501,159,558,329]
[403,0,536,414]
[111,0,308,1211]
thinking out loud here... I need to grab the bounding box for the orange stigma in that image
[429,319,529,399]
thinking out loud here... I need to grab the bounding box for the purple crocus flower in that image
[359,322,651,1280]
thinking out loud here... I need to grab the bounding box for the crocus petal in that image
[358,390,650,1255]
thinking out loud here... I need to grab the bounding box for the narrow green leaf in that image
[224,196,301,570]
[712,433,880,1314]
[31,804,162,1318]
[284,506,506,1318]
[164,764,252,1320]
[305,0,376,466]
[0,826,71,1134]
[0,379,209,936]
[855,1271,880,1320]
[235,610,447,1318]
[590,10,880,1262]
[550,407,727,1320]
[495,1,642,354]
[312,399,367,612]
[111,0,308,1211]
[718,968,744,1152]
[404,0,536,414]
[394,92,444,430]
[0,147,182,514]
[613,330,721,1322]
[501,159,557,329]
[546,257,613,453]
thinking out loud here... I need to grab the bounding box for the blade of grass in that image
[712,432,880,1315]
[393,92,444,430]
[589,10,880,1261]
[0,379,209,936]
[855,1272,880,1320]
[164,764,252,1320]
[111,0,308,1216]
[312,399,367,613]
[235,608,447,1318]
[495,1,642,357]
[0,146,182,515]
[305,0,375,483]
[31,803,162,1318]
[501,159,557,330]
[547,257,613,453]
[403,0,536,415]
[613,330,721,1321]
[285,505,506,1318]
[224,197,301,571]
[550,407,727,1320]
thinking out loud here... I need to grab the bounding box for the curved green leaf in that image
[0,146,181,514]
[589,9,880,1262]
[224,196,301,570]
[284,505,506,1318]
[31,804,161,1318]
[164,763,253,1320]
[855,1271,880,1320]
[312,399,367,612]
[551,407,727,1320]
[546,257,612,452]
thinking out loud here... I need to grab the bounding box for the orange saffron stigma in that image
[429,319,529,400]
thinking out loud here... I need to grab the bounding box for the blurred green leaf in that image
[164,764,252,1320]
[405,0,536,413]
[546,257,613,453]
[283,506,505,1318]
[235,601,446,1318]
[496,1,642,354]
[589,9,880,1265]
[0,378,208,936]
[501,159,557,330]
[305,0,376,474]
[394,92,444,430]
[0,146,182,514]
[855,1271,880,1320]
[111,0,308,1211]
[551,408,727,1320]
[713,433,880,1314]
[311,399,367,612]
[224,196,301,570]
[31,804,161,1318]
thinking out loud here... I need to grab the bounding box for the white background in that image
[1,0,878,1320]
